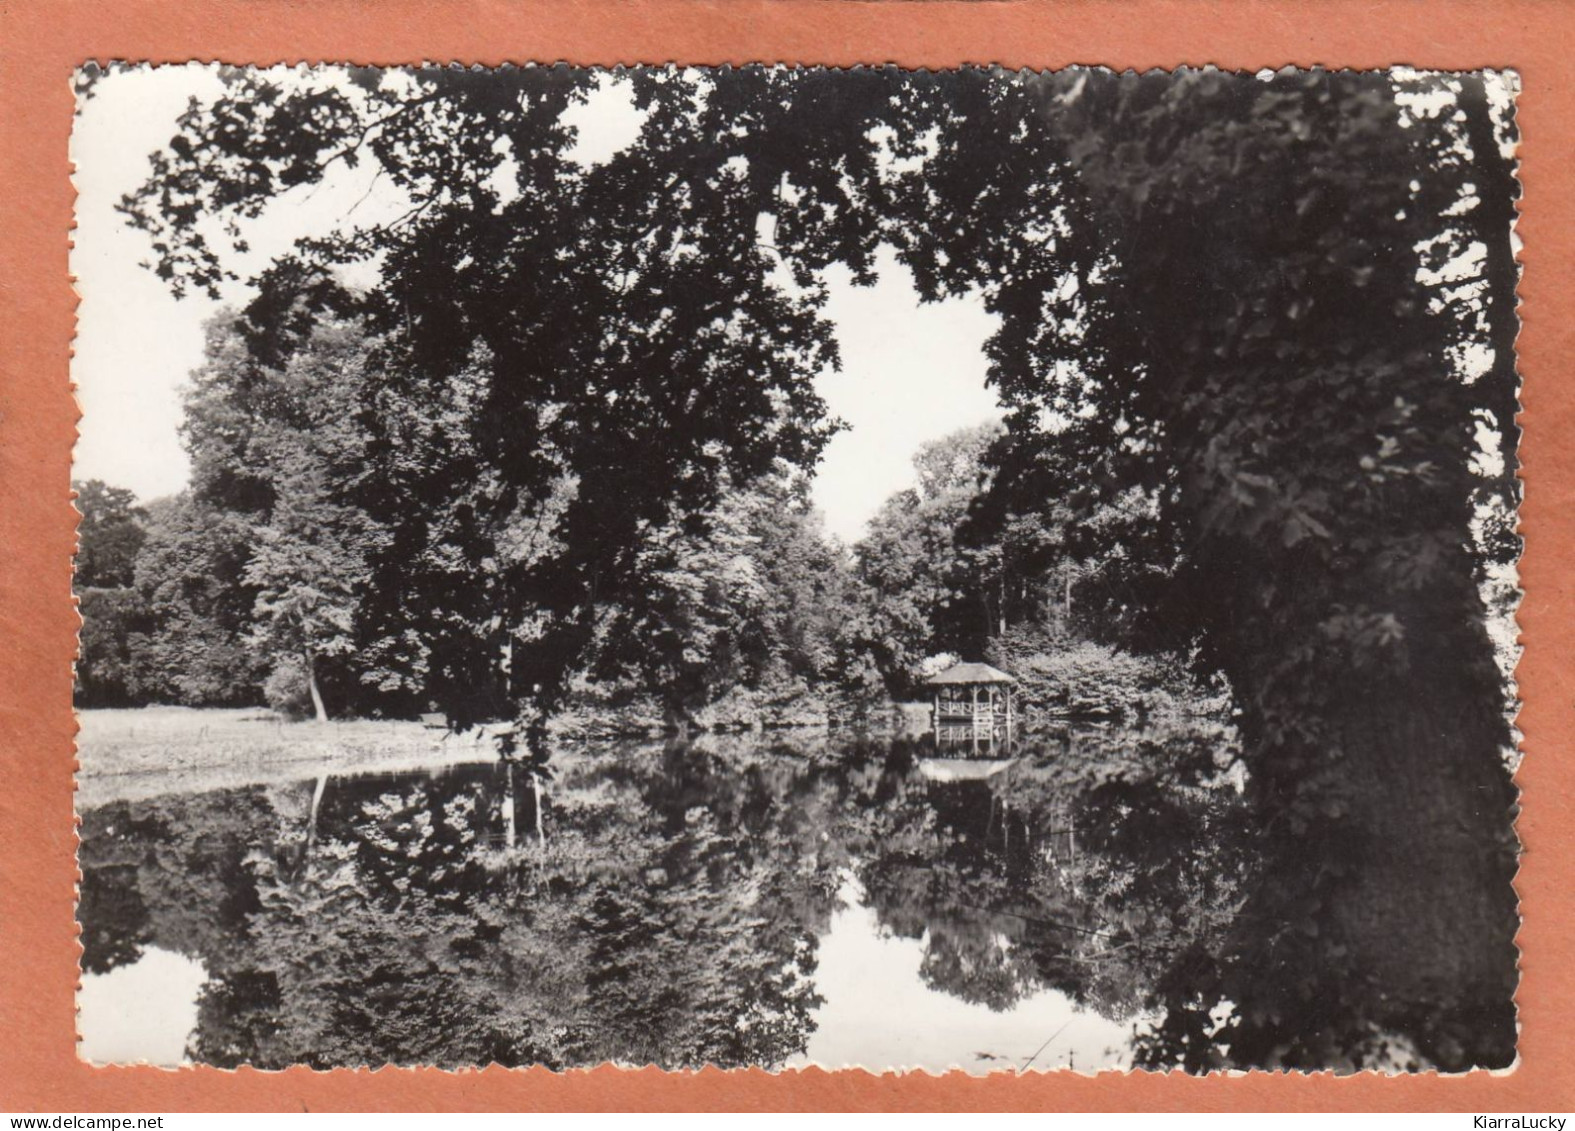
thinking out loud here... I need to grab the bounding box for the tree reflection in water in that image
[76,723,1248,1070]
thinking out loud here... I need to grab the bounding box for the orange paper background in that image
[1,0,1570,1112]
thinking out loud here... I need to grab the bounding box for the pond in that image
[76,723,1247,1072]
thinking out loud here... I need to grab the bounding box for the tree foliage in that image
[74,481,269,708]
[77,723,1244,1069]
[588,469,855,727]
[852,423,1001,686]
[186,313,392,720]
[129,493,270,706]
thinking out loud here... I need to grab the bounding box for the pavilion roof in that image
[924,662,1017,686]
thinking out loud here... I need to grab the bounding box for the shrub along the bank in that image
[986,622,1224,722]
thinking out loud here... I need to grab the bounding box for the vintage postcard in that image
[64,61,1524,1079]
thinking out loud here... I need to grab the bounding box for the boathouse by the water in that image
[925,661,1016,740]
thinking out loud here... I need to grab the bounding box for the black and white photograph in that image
[70,63,1522,1075]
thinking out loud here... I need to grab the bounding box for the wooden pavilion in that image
[924,661,1017,742]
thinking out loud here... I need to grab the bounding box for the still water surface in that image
[77,726,1244,1072]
